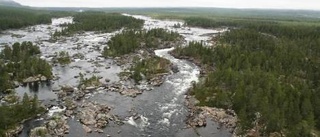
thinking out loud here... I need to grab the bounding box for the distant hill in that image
[0,0,21,7]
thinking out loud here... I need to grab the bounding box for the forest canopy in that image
[52,12,144,37]
[0,6,61,31]
[103,28,181,57]
[174,18,320,136]
[0,42,52,93]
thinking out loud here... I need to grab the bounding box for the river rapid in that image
[0,14,229,137]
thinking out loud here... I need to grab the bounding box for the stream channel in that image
[0,14,230,137]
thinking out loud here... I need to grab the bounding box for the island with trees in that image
[52,12,144,38]
[0,42,52,93]
[103,28,182,86]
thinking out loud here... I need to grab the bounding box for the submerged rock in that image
[171,64,179,73]
[105,78,111,83]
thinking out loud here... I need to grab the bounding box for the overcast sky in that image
[13,0,320,10]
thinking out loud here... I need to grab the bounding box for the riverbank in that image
[1,14,232,137]
[169,39,238,135]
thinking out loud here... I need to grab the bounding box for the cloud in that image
[13,0,320,10]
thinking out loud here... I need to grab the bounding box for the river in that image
[0,14,229,137]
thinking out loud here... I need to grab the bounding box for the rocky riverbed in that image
[0,14,233,137]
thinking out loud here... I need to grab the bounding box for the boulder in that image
[171,65,179,73]
[65,110,73,117]
[79,108,97,125]
[95,129,104,133]
[57,91,67,99]
[82,125,92,133]
[13,81,20,88]
[95,113,109,128]
[120,89,142,98]
[47,120,57,129]
[23,77,38,83]
[40,76,48,81]
[64,98,77,110]
[85,86,96,90]
[61,85,74,93]
[105,78,111,83]
[150,76,164,87]
[73,90,85,100]
[52,86,61,92]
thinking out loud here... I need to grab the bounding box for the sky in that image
[13,0,320,10]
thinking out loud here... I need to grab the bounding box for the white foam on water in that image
[47,106,66,117]
[125,115,150,130]
[36,117,44,121]
[160,103,178,111]
[74,59,81,62]
[158,118,170,126]
[126,116,138,127]
[163,109,178,119]
[140,115,150,128]
[51,17,73,26]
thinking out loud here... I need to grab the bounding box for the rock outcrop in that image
[46,115,70,136]
[185,95,237,133]
[29,126,49,137]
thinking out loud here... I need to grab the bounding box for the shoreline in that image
[169,51,238,135]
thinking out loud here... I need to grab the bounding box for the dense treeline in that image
[176,21,320,136]
[184,17,278,29]
[184,16,320,39]
[52,12,144,37]
[103,28,181,57]
[0,93,44,136]
[0,6,52,31]
[173,42,214,66]
[0,42,52,92]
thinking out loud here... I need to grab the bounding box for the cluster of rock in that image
[78,101,122,133]
[30,98,120,136]
[186,107,207,127]
[23,74,48,83]
[47,116,70,135]
[185,95,237,133]
[201,107,237,132]
[54,83,99,101]
[29,116,69,137]
[148,74,167,87]
[103,82,142,97]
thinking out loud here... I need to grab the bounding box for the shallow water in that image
[0,14,230,137]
